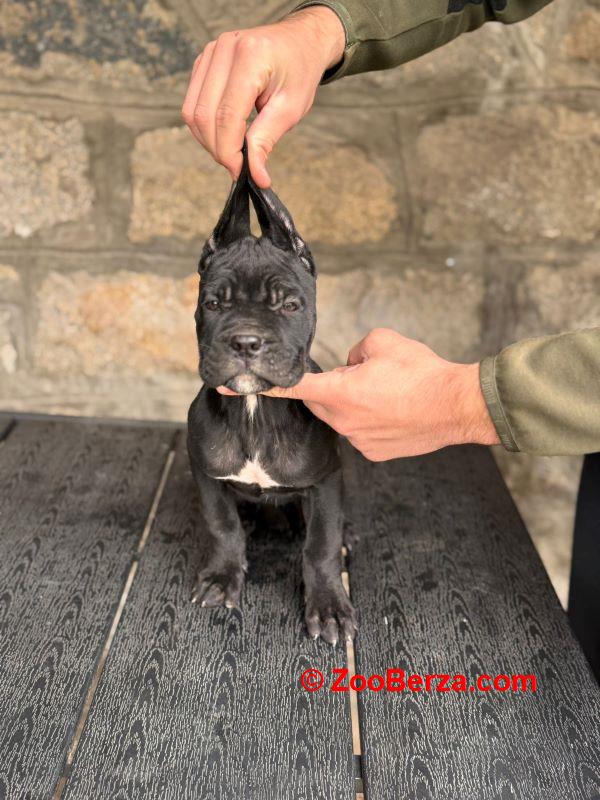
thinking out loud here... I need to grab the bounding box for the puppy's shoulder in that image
[187,385,222,435]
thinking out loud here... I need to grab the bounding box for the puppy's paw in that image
[304,579,357,646]
[191,560,245,609]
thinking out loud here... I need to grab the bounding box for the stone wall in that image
[1,0,598,606]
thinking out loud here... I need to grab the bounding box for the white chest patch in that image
[215,455,280,489]
[245,394,258,421]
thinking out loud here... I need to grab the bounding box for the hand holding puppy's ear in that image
[181,8,346,187]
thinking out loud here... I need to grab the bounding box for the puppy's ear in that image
[245,143,315,274]
[199,154,250,273]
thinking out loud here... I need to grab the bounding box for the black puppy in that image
[187,149,356,645]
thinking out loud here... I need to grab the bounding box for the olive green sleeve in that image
[292,0,552,81]
[479,329,600,456]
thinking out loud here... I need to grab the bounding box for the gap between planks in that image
[342,546,366,800]
[52,438,178,800]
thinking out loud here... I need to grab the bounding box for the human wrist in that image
[285,6,346,70]
[447,362,500,447]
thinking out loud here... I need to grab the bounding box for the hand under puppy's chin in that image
[224,373,273,395]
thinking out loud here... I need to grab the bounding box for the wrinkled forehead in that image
[201,237,314,295]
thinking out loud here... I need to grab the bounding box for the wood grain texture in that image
[0,419,173,800]
[4,419,597,800]
[348,445,600,800]
[64,443,354,800]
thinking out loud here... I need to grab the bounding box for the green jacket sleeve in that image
[480,329,600,456]
[292,0,552,81]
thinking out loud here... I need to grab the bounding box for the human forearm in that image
[293,0,553,82]
[448,362,501,449]
[480,328,600,456]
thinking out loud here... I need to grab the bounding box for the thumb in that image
[246,96,299,188]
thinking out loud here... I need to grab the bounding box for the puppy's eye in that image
[282,300,299,312]
[204,299,219,311]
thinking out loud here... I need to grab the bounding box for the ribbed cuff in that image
[289,1,358,82]
[479,356,519,452]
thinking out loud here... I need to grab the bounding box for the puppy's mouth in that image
[224,372,273,395]
[201,346,307,393]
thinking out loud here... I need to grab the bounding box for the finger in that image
[334,364,361,374]
[215,49,270,179]
[217,372,340,408]
[347,335,371,366]
[194,33,238,157]
[347,328,403,365]
[216,376,329,403]
[181,44,215,144]
[246,96,300,188]
[181,51,207,142]
[258,371,334,402]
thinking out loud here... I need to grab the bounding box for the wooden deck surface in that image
[0,414,598,799]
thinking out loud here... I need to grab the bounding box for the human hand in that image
[181,7,345,188]
[218,328,500,461]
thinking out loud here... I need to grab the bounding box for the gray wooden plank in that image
[64,443,355,800]
[0,419,174,800]
[349,445,600,800]
[0,409,184,431]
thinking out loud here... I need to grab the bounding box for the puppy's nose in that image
[230,333,263,357]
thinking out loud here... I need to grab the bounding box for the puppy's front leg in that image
[301,469,357,646]
[191,468,246,609]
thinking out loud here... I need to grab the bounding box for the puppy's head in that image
[195,147,316,394]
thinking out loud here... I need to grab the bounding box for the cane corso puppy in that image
[187,147,356,645]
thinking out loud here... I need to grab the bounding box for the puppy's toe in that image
[339,613,357,642]
[321,617,339,647]
[223,580,242,609]
[191,576,221,606]
[198,581,225,607]
[191,579,205,604]
[305,613,321,639]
